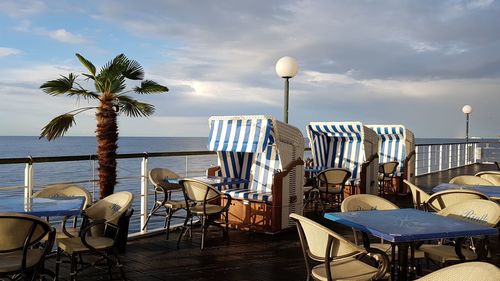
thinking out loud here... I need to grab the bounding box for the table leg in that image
[397,243,409,281]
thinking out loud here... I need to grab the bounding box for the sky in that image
[0,0,499,139]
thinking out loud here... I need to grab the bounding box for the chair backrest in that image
[416,261,500,281]
[426,189,489,212]
[404,179,431,210]
[289,213,361,260]
[341,194,398,212]
[179,178,221,203]
[84,191,134,225]
[449,175,493,185]
[475,171,500,186]
[379,161,399,175]
[317,168,351,191]
[149,168,181,191]
[437,199,500,227]
[0,212,54,252]
[34,184,92,208]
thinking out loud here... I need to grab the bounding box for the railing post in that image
[457,144,461,167]
[439,145,443,171]
[415,146,420,176]
[24,156,34,200]
[448,145,452,169]
[140,153,149,232]
[473,143,477,163]
[427,145,431,174]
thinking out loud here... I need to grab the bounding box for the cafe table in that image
[432,183,500,200]
[324,208,498,281]
[0,196,85,217]
[165,176,250,191]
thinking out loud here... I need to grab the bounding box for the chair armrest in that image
[365,247,391,280]
[207,166,221,177]
[61,215,77,237]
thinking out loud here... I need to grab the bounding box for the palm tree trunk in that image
[96,95,118,199]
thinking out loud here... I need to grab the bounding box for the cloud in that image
[0,47,21,57]
[0,0,46,17]
[48,29,89,44]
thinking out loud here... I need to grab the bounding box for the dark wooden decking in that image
[47,163,499,281]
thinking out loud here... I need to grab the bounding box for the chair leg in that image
[166,208,173,240]
[70,253,77,281]
[55,247,62,280]
[200,216,206,250]
[177,214,191,249]
[142,203,162,230]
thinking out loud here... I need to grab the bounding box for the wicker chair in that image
[55,191,134,281]
[426,189,489,212]
[33,184,92,239]
[290,213,389,281]
[177,179,231,250]
[0,213,56,281]
[475,171,500,186]
[404,180,431,210]
[421,199,500,265]
[416,261,500,281]
[316,168,351,211]
[449,175,493,185]
[143,168,187,240]
[378,161,399,196]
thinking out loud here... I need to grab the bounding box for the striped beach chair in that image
[306,122,379,195]
[207,115,304,233]
[367,125,416,194]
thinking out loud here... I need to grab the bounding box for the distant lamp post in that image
[462,105,473,143]
[275,56,299,123]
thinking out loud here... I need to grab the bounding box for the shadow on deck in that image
[48,163,499,280]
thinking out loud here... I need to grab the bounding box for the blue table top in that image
[0,197,85,217]
[324,208,498,243]
[432,183,500,199]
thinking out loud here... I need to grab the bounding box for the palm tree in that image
[40,53,168,199]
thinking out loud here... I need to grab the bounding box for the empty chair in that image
[416,261,500,281]
[404,180,431,210]
[33,184,92,238]
[378,161,399,196]
[475,171,500,186]
[143,168,187,240]
[0,213,56,281]
[55,191,134,281]
[290,213,389,281]
[177,178,231,250]
[316,168,351,211]
[449,175,493,185]
[421,199,500,265]
[426,189,489,212]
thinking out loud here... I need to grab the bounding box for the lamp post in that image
[462,105,472,144]
[275,56,298,123]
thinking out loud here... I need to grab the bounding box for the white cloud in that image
[48,29,89,44]
[0,0,46,17]
[0,47,21,57]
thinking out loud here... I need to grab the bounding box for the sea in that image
[1,136,498,232]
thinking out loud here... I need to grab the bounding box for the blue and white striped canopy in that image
[307,122,365,180]
[367,125,406,174]
[208,118,273,153]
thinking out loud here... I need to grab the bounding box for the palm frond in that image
[122,58,144,80]
[133,80,169,94]
[40,73,77,95]
[116,95,155,117]
[76,53,96,76]
[39,114,76,141]
[66,89,100,100]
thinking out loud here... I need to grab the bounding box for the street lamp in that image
[462,105,472,143]
[275,56,298,123]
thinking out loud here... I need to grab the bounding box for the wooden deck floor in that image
[47,163,499,281]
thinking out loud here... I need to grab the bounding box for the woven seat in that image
[416,261,500,281]
[290,213,389,281]
[177,179,231,250]
[142,168,187,240]
[426,189,489,212]
[0,213,55,281]
[475,171,500,186]
[449,175,494,185]
[55,191,133,281]
[404,180,431,210]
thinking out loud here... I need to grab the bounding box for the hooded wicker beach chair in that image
[474,171,500,186]
[55,191,133,281]
[306,122,379,195]
[367,125,416,194]
[0,213,56,281]
[33,184,92,239]
[177,178,231,250]
[421,199,500,265]
[404,180,431,210]
[142,168,186,240]
[449,175,494,185]
[416,261,500,281]
[426,189,489,212]
[290,213,389,281]
[206,115,304,233]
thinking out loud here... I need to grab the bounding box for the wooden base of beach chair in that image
[221,198,284,234]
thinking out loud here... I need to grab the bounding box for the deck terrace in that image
[47,163,499,281]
